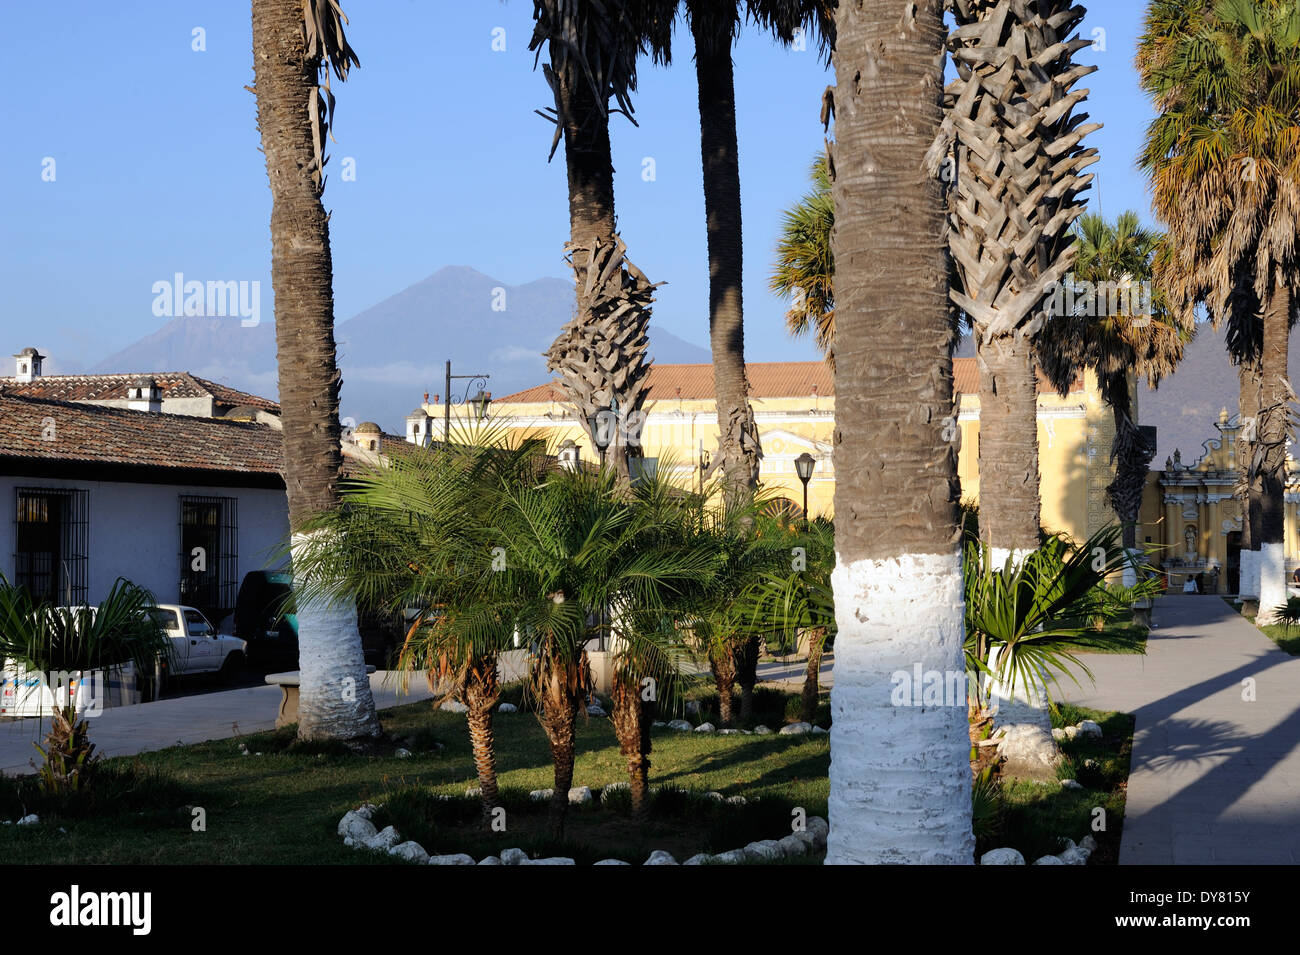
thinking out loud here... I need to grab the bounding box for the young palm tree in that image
[684,488,788,727]
[1039,212,1191,560]
[250,0,378,740]
[291,430,542,822]
[936,0,1100,563]
[771,153,835,366]
[735,517,836,724]
[1138,0,1300,620]
[0,577,170,794]
[483,467,711,837]
[826,0,974,864]
[530,1,665,478]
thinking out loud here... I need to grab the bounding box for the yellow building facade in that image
[411,360,1120,543]
[1138,408,1300,594]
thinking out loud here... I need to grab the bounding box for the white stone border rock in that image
[336,791,829,865]
[979,833,1098,866]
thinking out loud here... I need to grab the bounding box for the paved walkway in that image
[0,671,437,777]
[1056,595,1300,864]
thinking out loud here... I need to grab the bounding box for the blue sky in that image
[1,0,1156,371]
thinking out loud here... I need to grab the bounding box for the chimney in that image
[13,347,44,383]
[127,376,162,413]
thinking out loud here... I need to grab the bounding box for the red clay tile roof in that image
[0,395,284,474]
[0,372,280,413]
[495,359,1080,404]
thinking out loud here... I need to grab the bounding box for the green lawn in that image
[0,697,830,865]
[0,687,1133,864]
[979,702,1135,864]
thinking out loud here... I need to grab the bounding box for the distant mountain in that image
[90,266,711,431]
[1136,320,1300,466]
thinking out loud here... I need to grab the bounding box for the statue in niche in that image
[1185,525,1198,562]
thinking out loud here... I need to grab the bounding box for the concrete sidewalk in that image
[1056,595,1300,864]
[0,671,437,777]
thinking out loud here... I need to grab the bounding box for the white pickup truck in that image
[146,605,248,680]
[0,605,247,717]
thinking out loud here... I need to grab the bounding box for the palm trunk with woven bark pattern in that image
[611,673,653,818]
[463,659,501,822]
[709,648,736,727]
[800,629,825,725]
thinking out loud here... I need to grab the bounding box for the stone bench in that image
[265,666,377,728]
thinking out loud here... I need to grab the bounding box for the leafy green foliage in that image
[963,525,1152,703]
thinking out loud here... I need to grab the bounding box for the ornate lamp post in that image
[794,452,817,529]
[443,360,490,442]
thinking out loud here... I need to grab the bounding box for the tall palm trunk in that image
[690,6,762,496]
[826,0,974,864]
[976,337,1043,561]
[1255,280,1292,623]
[463,658,501,822]
[611,672,653,819]
[251,0,378,741]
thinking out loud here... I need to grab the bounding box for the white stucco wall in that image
[0,475,289,606]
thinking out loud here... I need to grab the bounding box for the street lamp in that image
[443,360,491,443]
[589,406,615,470]
[794,452,816,528]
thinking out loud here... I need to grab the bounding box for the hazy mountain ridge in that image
[88,266,711,430]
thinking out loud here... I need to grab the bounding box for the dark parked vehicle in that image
[231,570,402,670]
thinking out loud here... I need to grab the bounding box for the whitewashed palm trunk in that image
[984,644,1062,781]
[984,548,1062,778]
[1240,548,1261,598]
[292,532,382,740]
[1256,542,1287,624]
[827,554,974,864]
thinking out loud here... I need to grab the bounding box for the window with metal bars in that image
[14,487,88,605]
[179,495,237,622]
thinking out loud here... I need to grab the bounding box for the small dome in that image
[407,407,430,419]
[223,404,262,421]
[355,421,381,434]
[131,375,157,389]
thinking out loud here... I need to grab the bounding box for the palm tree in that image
[735,517,836,724]
[530,1,665,478]
[677,2,834,497]
[771,153,835,366]
[825,0,974,864]
[0,577,170,794]
[291,430,542,822]
[937,0,1100,562]
[483,467,711,837]
[1039,212,1191,561]
[250,0,379,740]
[685,488,788,726]
[1138,0,1300,619]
